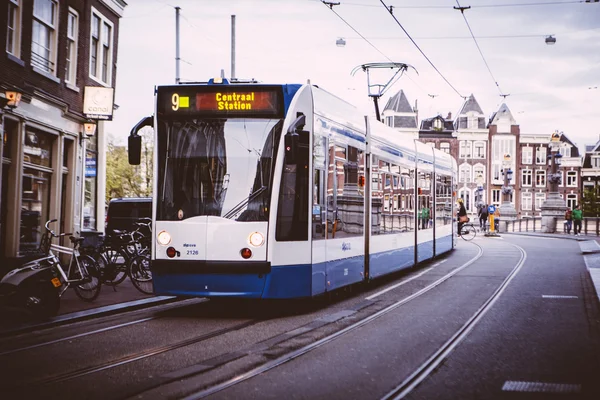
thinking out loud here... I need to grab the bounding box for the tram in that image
[127,78,457,299]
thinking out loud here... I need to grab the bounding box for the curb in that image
[0,295,179,338]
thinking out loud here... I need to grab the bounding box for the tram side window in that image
[418,171,433,230]
[324,142,364,239]
[435,175,452,227]
[276,129,309,241]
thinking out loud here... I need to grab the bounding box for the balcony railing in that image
[31,51,55,74]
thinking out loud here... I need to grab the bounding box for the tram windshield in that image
[156,118,283,222]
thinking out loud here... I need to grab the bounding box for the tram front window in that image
[156,118,283,222]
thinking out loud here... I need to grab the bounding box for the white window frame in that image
[492,189,501,206]
[65,8,79,86]
[566,194,577,209]
[592,156,600,169]
[536,146,547,165]
[560,144,571,158]
[459,164,472,183]
[521,192,532,211]
[535,192,546,210]
[522,147,533,165]
[6,0,22,58]
[473,141,485,159]
[89,7,114,86]
[566,171,577,187]
[522,169,532,187]
[459,141,472,159]
[473,164,485,184]
[440,142,450,154]
[535,170,546,187]
[433,118,442,130]
[32,0,58,75]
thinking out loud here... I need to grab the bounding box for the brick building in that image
[0,0,126,259]
[384,89,584,219]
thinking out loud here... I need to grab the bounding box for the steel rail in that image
[5,320,258,391]
[381,243,527,399]
[181,242,485,400]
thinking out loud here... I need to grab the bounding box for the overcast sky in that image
[106,0,600,150]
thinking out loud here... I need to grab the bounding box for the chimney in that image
[446,111,452,120]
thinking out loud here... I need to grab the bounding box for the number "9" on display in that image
[172,93,179,111]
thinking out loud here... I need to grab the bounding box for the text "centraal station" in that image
[216,92,255,110]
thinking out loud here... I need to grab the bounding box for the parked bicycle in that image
[0,219,101,318]
[83,218,153,294]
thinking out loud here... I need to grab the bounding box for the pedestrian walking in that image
[572,205,583,236]
[564,208,573,235]
[457,198,468,236]
[478,204,489,230]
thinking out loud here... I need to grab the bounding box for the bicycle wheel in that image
[128,254,153,295]
[97,249,128,286]
[73,255,102,302]
[460,224,476,241]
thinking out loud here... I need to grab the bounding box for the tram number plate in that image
[51,278,62,288]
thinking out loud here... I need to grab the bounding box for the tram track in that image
[4,319,260,394]
[2,242,496,400]
[157,243,489,400]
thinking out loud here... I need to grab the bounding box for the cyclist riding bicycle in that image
[457,198,468,236]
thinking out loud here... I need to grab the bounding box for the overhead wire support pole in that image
[175,6,181,84]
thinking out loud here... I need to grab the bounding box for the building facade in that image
[0,0,126,260]
[384,89,584,219]
[454,94,489,214]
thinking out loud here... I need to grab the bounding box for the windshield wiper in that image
[223,186,267,219]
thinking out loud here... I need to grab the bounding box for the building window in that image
[32,0,58,75]
[65,8,78,85]
[566,194,577,209]
[473,142,485,159]
[522,147,532,164]
[6,0,22,58]
[522,169,532,187]
[535,192,545,210]
[440,142,450,154]
[473,165,485,183]
[566,171,577,187]
[433,118,442,130]
[385,116,393,127]
[90,8,114,85]
[535,170,546,187]
[459,141,471,158]
[459,164,471,183]
[84,135,98,230]
[492,189,500,205]
[20,130,55,255]
[521,192,532,211]
[592,156,600,168]
[536,146,547,164]
[560,144,571,158]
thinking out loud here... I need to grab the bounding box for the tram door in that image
[311,135,328,295]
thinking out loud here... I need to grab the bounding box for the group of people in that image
[564,205,583,236]
[457,200,499,236]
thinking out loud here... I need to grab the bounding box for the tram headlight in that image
[248,232,264,247]
[157,230,172,246]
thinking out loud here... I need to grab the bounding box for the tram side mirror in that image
[128,116,154,165]
[128,135,142,165]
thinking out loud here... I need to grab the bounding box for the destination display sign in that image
[157,86,283,118]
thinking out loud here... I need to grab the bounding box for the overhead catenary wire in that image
[378,0,465,99]
[331,0,585,9]
[454,1,506,97]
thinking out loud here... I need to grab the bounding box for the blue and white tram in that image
[127,79,457,299]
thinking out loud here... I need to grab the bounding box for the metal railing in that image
[500,217,600,236]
